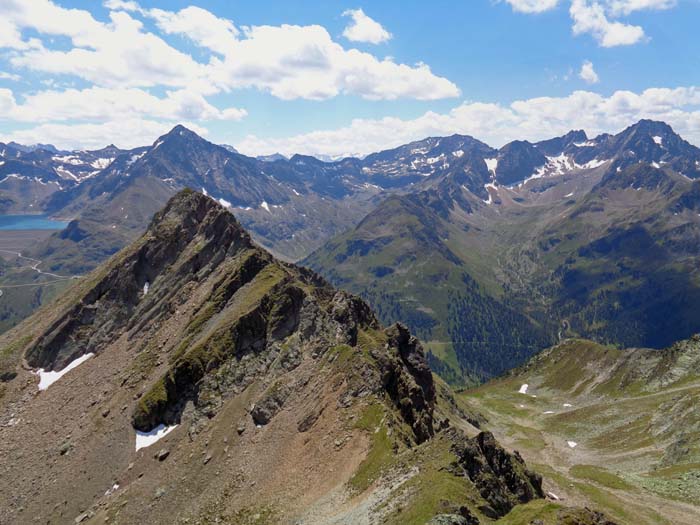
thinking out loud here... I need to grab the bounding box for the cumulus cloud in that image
[0,87,246,123]
[342,8,392,44]
[570,0,645,46]
[606,0,676,16]
[503,0,560,13]
[0,0,456,101]
[0,118,210,150]
[237,86,700,157]
[579,60,600,84]
[506,0,678,47]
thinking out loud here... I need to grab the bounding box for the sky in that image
[0,0,699,157]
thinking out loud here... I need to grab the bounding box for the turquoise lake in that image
[0,215,69,230]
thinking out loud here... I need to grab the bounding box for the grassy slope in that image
[306,166,700,386]
[458,337,700,525]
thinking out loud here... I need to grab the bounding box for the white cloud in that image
[0,118,209,150]
[145,6,240,56]
[506,0,678,47]
[503,0,560,13]
[237,86,700,157]
[0,1,456,102]
[606,0,676,16]
[206,23,458,101]
[0,71,21,82]
[579,60,600,84]
[0,87,246,123]
[342,8,392,44]
[570,0,645,46]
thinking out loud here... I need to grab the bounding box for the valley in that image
[460,337,700,524]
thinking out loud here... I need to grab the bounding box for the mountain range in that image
[2,120,700,387]
[1,188,698,524]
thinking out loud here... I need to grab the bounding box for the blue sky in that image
[1,0,699,156]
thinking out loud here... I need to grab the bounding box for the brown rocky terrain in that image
[0,190,611,524]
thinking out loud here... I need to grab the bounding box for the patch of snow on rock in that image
[518,383,529,394]
[127,152,146,166]
[260,201,271,213]
[578,158,606,169]
[483,182,497,204]
[218,198,232,208]
[653,136,663,145]
[567,440,578,448]
[143,281,149,295]
[91,158,114,170]
[135,424,178,451]
[36,353,95,390]
[484,158,498,177]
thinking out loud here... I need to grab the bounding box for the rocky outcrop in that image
[427,513,479,525]
[372,323,436,443]
[448,430,543,518]
[25,189,255,371]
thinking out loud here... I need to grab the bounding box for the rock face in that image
[373,323,436,443]
[449,430,544,518]
[26,188,255,372]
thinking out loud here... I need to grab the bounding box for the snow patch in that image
[567,440,578,448]
[452,150,464,158]
[260,201,271,213]
[483,182,497,204]
[543,411,555,414]
[201,187,208,197]
[563,403,573,407]
[579,158,605,169]
[218,198,232,208]
[52,155,84,166]
[518,383,529,394]
[653,135,663,146]
[90,157,114,170]
[484,158,498,176]
[127,152,146,166]
[36,353,95,390]
[143,281,149,295]
[135,424,178,451]
[565,192,574,198]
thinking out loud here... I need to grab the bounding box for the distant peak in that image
[627,119,675,135]
[157,124,202,143]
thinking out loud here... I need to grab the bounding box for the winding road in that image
[0,249,80,298]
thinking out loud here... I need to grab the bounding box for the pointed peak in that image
[153,125,205,147]
[625,119,675,137]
